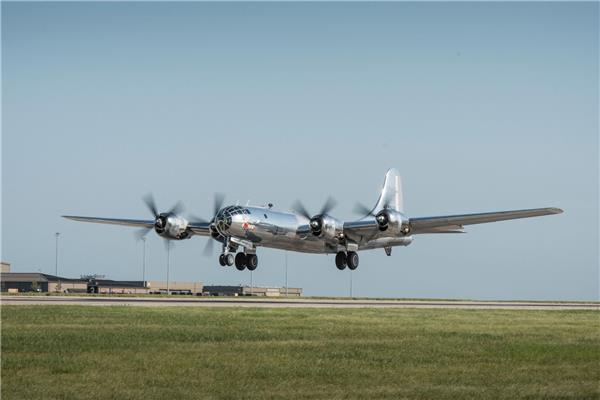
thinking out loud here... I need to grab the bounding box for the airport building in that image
[203,285,302,297]
[0,263,299,297]
[1,262,10,273]
[1,273,85,293]
[145,280,203,295]
[0,272,203,295]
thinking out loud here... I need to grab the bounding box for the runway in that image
[2,296,598,310]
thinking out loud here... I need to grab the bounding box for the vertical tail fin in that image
[373,168,403,213]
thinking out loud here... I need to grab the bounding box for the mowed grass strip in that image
[2,306,598,400]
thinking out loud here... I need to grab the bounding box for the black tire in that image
[235,253,247,269]
[246,254,258,271]
[335,252,347,270]
[235,262,246,271]
[225,253,235,267]
[219,254,226,267]
[347,251,359,270]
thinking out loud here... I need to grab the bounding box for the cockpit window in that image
[215,206,251,232]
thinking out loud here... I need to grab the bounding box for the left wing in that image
[62,216,155,228]
[409,207,563,234]
[62,215,211,236]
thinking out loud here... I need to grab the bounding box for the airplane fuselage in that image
[212,205,413,254]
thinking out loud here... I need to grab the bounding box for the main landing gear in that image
[220,252,258,271]
[335,251,359,270]
[235,253,258,271]
[219,253,234,267]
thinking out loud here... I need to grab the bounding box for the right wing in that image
[343,207,562,240]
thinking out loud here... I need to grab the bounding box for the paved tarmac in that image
[2,296,598,310]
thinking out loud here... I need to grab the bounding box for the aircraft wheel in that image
[246,254,258,271]
[335,251,347,270]
[219,254,227,267]
[235,253,247,269]
[225,253,235,267]
[235,262,246,271]
[347,251,359,270]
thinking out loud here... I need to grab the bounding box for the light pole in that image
[141,237,146,284]
[54,232,60,276]
[166,243,170,295]
[350,270,353,298]
[285,251,288,297]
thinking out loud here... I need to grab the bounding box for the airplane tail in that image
[373,168,404,213]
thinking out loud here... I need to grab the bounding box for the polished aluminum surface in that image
[63,168,563,259]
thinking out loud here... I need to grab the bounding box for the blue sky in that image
[2,2,598,300]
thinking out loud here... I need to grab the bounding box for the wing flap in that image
[416,225,465,234]
[410,207,562,234]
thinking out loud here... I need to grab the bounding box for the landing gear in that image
[335,251,347,270]
[347,251,359,270]
[231,252,258,271]
[335,251,358,270]
[246,254,258,271]
[219,253,234,266]
[235,253,246,271]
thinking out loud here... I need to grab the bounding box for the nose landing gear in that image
[335,251,359,270]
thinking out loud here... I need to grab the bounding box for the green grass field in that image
[2,306,599,399]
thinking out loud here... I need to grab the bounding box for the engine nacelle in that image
[154,213,190,240]
[375,209,411,236]
[309,214,344,241]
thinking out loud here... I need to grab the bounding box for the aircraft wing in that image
[63,215,155,228]
[187,222,211,236]
[62,215,212,236]
[409,207,563,234]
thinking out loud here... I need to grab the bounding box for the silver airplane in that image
[63,169,563,271]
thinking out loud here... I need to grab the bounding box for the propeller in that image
[213,192,225,216]
[353,202,376,217]
[167,201,184,216]
[135,192,226,257]
[354,200,393,231]
[134,193,186,240]
[202,237,214,257]
[143,193,159,217]
[291,200,311,220]
[291,196,337,236]
[319,196,337,216]
[292,196,337,219]
[197,192,226,257]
